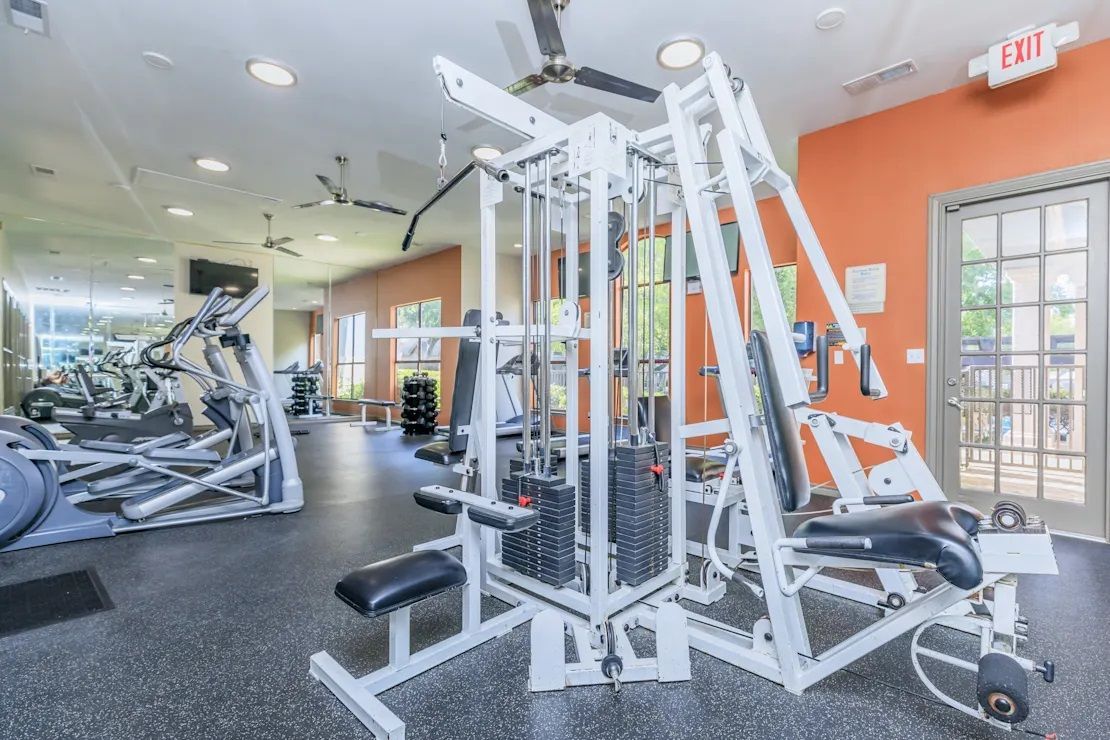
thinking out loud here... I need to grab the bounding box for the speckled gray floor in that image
[1,423,1106,739]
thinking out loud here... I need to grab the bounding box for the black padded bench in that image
[336,550,467,618]
[414,440,465,466]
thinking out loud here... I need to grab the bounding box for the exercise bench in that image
[350,398,398,432]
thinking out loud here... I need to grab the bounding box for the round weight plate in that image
[0,436,50,547]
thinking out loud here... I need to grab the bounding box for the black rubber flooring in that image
[0,423,1106,739]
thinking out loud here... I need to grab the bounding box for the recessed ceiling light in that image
[513,243,523,249]
[136,257,157,264]
[120,286,136,292]
[246,58,297,87]
[194,157,230,173]
[127,274,145,280]
[164,206,193,217]
[316,234,338,242]
[49,275,63,281]
[142,51,174,70]
[471,145,502,161]
[656,37,705,70]
[815,7,847,30]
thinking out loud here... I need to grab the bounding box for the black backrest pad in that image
[448,309,501,453]
[749,331,811,512]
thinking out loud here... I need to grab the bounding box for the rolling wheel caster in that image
[878,592,906,610]
[977,653,1030,724]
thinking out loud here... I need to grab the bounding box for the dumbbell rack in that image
[290,371,319,416]
[400,373,438,435]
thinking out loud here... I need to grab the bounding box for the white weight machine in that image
[310,49,1059,738]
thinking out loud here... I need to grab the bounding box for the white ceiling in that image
[1,0,1108,296]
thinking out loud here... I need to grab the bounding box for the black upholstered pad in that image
[335,550,467,618]
[414,440,464,466]
[793,501,985,589]
[686,456,726,482]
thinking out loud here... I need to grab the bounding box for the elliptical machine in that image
[0,285,304,552]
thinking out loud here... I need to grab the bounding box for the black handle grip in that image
[698,365,720,377]
[811,334,829,402]
[859,343,872,397]
[864,494,915,506]
[804,536,871,550]
[401,161,478,251]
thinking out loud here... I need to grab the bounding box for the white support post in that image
[588,169,611,632]
[669,199,688,569]
[389,607,412,668]
[564,200,580,492]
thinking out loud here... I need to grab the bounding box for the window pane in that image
[353,314,366,359]
[395,362,420,401]
[397,337,419,362]
[337,316,354,363]
[1001,306,1038,352]
[396,304,420,329]
[960,356,995,399]
[961,262,996,306]
[1043,454,1085,503]
[961,309,996,351]
[960,401,995,445]
[962,215,997,261]
[1000,257,1039,304]
[420,300,442,328]
[1044,303,1086,350]
[1000,402,1037,449]
[350,364,365,399]
[999,450,1038,498]
[1045,404,1084,453]
[1001,208,1040,256]
[1045,354,1085,401]
[999,355,1038,401]
[959,446,995,492]
[336,365,353,399]
[1044,252,1087,300]
[1045,200,1087,251]
[420,337,441,361]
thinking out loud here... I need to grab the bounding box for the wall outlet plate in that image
[906,348,925,364]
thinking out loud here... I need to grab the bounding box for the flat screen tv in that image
[189,259,259,297]
[663,221,740,281]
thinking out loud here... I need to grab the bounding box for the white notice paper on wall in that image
[845,263,886,314]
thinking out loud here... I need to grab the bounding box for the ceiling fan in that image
[293,155,406,214]
[504,0,661,102]
[214,212,302,257]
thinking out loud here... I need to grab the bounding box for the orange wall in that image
[796,38,1110,474]
[330,246,462,421]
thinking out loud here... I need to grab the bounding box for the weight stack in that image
[612,444,671,586]
[579,456,616,542]
[401,373,439,435]
[500,459,576,587]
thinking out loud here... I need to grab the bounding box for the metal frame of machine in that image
[310,50,1059,738]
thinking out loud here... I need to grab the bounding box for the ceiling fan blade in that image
[293,200,330,209]
[316,174,340,195]
[505,73,548,97]
[526,0,566,57]
[271,237,294,246]
[354,199,407,216]
[573,66,661,102]
[276,246,302,257]
[213,240,261,246]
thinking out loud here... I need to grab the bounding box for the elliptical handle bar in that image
[218,284,269,328]
[172,287,225,359]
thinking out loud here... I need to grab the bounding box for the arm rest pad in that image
[413,490,462,515]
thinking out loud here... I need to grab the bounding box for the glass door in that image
[942,181,1108,537]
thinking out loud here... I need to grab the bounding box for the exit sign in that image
[969,22,1080,88]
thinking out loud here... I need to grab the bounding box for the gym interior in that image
[2,2,1109,738]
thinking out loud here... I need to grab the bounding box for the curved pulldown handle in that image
[859,343,878,398]
[810,335,829,403]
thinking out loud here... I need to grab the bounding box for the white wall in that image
[273,309,310,398]
[173,242,274,412]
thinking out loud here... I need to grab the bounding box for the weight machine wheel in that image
[0,437,50,548]
[977,652,1030,724]
[991,501,1027,531]
[884,592,906,610]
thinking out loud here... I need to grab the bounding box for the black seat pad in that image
[686,456,726,482]
[335,550,467,618]
[414,440,464,466]
[793,501,984,589]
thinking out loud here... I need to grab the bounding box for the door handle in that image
[946,397,964,411]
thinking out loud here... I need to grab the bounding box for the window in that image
[748,264,798,334]
[621,236,671,408]
[335,312,366,400]
[394,299,442,400]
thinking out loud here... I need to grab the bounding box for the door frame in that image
[926,159,1110,539]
